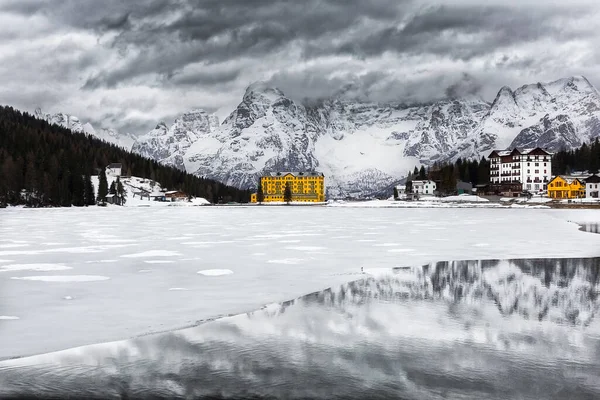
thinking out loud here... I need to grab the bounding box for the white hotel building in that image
[489,148,553,193]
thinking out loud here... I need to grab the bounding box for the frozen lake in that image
[1,257,600,399]
[1,206,600,397]
[1,206,600,359]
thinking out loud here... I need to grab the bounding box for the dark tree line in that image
[552,138,600,175]
[0,106,250,207]
[406,157,490,194]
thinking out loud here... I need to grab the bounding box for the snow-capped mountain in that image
[476,76,600,152]
[133,76,600,198]
[132,109,219,171]
[34,108,136,150]
[33,75,593,198]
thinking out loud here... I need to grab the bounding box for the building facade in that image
[586,175,600,198]
[106,163,122,177]
[250,172,325,203]
[412,180,436,195]
[489,148,552,194]
[547,176,585,199]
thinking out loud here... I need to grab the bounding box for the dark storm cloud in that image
[79,0,411,89]
[0,0,599,134]
[329,6,587,60]
[72,0,591,91]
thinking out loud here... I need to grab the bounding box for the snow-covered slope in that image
[90,174,210,207]
[34,108,136,150]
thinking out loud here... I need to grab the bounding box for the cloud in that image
[0,0,599,135]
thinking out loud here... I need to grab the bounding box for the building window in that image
[535,163,539,167]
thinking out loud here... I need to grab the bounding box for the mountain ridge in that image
[35,75,600,198]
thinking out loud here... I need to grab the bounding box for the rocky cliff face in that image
[508,76,600,150]
[131,109,218,171]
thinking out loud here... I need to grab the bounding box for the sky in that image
[0,0,599,135]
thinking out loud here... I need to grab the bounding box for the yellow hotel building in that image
[250,172,325,203]
[547,176,585,199]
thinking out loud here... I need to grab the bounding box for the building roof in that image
[550,175,585,185]
[107,163,122,169]
[411,180,435,185]
[585,174,600,183]
[488,147,553,158]
[265,171,324,177]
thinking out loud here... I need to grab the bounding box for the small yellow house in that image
[547,176,585,199]
[251,171,325,203]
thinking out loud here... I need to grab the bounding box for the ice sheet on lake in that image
[1,206,600,359]
[10,275,110,282]
[144,260,175,264]
[0,264,72,272]
[121,250,181,258]
[197,269,234,276]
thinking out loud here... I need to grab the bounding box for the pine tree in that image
[97,168,108,205]
[71,172,85,207]
[84,174,95,206]
[413,166,419,176]
[393,186,399,200]
[116,176,126,206]
[257,179,264,203]
[419,166,426,180]
[284,181,292,204]
[405,179,413,194]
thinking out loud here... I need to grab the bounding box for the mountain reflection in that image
[1,258,600,399]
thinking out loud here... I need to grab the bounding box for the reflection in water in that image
[579,223,600,234]
[1,258,600,399]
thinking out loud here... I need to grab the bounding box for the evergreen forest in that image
[406,157,491,194]
[552,138,600,175]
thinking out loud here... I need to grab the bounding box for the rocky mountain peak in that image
[490,86,517,111]
[243,81,286,102]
